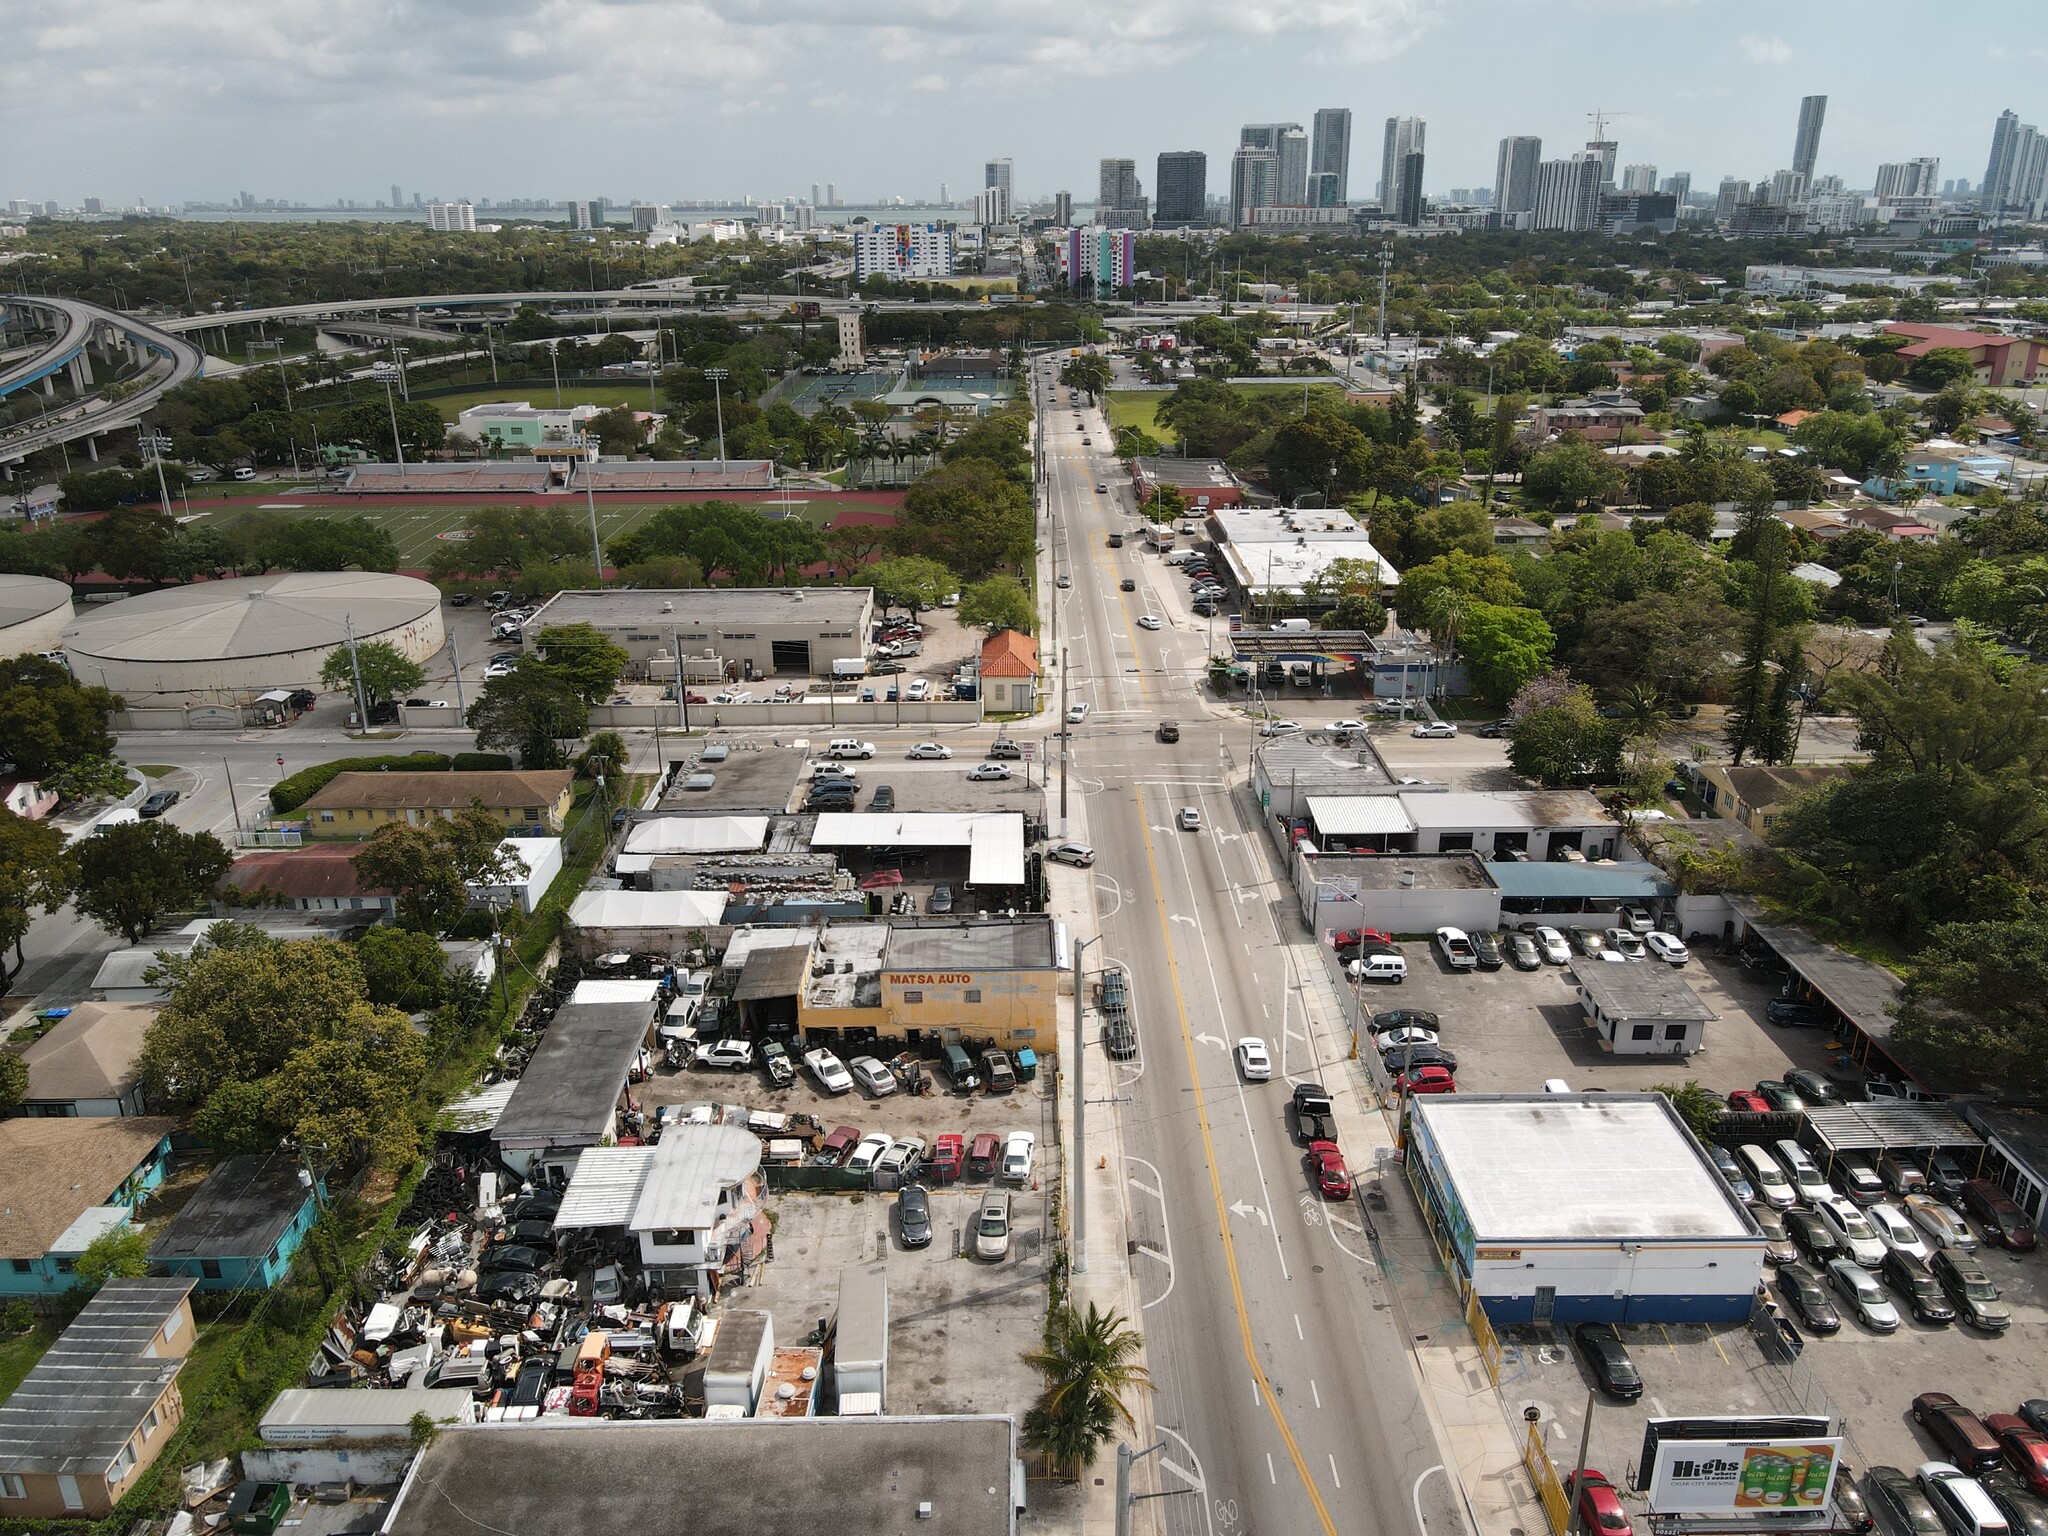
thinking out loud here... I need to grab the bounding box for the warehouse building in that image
[60,572,444,699]
[1406,1094,1766,1325]
[521,588,874,681]
[0,574,72,659]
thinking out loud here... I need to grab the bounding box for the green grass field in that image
[239,494,893,569]
[422,384,661,422]
[1106,391,1175,446]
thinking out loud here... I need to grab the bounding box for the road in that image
[1036,359,1463,1536]
[0,296,206,463]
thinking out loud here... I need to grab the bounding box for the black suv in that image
[1879,1249,1954,1325]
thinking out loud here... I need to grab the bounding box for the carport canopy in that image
[1803,1103,1981,1160]
[1305,796,1414,838]
[1730,897,1902,1042]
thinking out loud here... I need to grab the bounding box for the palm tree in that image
[1608,682,1668,739]
[1022,1303,1152,1479]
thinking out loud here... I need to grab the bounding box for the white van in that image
[827,739,876,759]
[1773,1140,1830,1204]
[1739,1144,1797,1210]
[1917,1465,2010,1536]
[1352,953,1407,984]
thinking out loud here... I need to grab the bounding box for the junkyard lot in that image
[639,1053,1059,1419]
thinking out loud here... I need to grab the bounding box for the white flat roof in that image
[568,890,727,930]
[570,979,665,1005]
[1412,1095,1758,1243]
[1305,795,1413,837]
[625,816,770,855]
[808,812,1026,886]
[630,1123,761,1233]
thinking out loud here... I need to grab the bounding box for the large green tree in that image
[73,821,233,943]
[0,657,124,778]
[1506,680,1622,788]
[866,555,955,616]
[0,810,73,990]
[466,660,589,769]
[535,623,632,705]
[1521,439,1625,516]
[1723,516,1803,766]
[266,1004,429,1169]
[1393,550,1523,630]
[350,802,520,933]
[1458,603,1556,708]
[956,575,1035,635]
[1892,912,2048,1095]
[889,459,1034,580]
[319,639,425,706]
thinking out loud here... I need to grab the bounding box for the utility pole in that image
[448,626,467,716]
[1566,1389,1596,1536]
[583,453,605,583]
[1377,242,1393,345]
[343,613,369,731]
[705,367,729,470]
[221,755,242,843]
[1115,1440,1172,1536]
[378,367,406,484]
[1071,933,1100,1273]
[1058,646,1069,830]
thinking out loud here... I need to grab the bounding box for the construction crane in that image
[1586,109,1633,145]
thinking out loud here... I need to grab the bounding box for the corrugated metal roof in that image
[62,572,440,662]
[1305,796,1414,837]
[0,1278,195,1476]
[629,1124,761,1234]
[625,816,770,855]
[261,1387,476,1441]
[1729,897,1903,1040]
[551,1147,654,1229]
[1490,861,1671,899]
[809,813,1027,887]
[1804,1105,1978,1155]
[436,1080,518,1135]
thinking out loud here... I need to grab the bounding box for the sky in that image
[5,0,2043,209]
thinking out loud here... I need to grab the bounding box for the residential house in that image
[0,1278,197,1519]
[491,1000,658,1183]
[1882,323,2048,387]
[1,780,58,821]
[11,1002,154,1117]
[148,1154,323,1293]
[978,630,1040,713]
[1490,516,1551,549]
[0,1118,177,1294]
[1530,397,1646,441]
[1693,762,1851,838]
[216,844,396,915]
[293,770,575,840]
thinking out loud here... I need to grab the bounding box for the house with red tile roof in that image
[1883,324,2048,387]
[978,629,1040,713]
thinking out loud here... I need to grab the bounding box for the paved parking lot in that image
[1346,942,1842,1098]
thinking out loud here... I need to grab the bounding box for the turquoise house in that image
[0,1118,176,1296]
[149,1154,323,1293]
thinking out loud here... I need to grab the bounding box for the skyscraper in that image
[1098,159,1144,226]
[812,182,821,208]
[1395,151,1426,226]
[1309,108,1352,206]
[1585,139,1618,189]
[1621,164,1657,195]
[1230,145,1279,227]
[1054,191,1073,227]
[981,160,1012,224]
[1379,117,1424,210]
[1495,137,1542,221]
[826,183,836,207]
[1155,152,1208,226]
[1276,127,1309,206]
[1533,153,1603,231]
[1875,159,1941,200]
[1715,178,1751,221]
[1792,95,1827,181]
[391,184,403,210]
[1659,172,1693,206]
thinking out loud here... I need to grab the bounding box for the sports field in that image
[243,493,900,569]
[1106,391,1175,445]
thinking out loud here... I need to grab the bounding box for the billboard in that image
[1647,1436,1842,1515]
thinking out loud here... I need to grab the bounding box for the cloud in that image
[1738,33,1791,64]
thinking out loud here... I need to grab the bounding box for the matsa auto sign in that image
[1647,1437,1842,1515]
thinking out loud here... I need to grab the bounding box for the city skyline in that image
[5,0,2044,209]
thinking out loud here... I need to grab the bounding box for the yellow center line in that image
[1133,782,1339,1536]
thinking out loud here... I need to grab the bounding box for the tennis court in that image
[775,369,903,417]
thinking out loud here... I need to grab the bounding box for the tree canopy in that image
[73,821,233,943]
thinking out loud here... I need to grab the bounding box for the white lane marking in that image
[1311,1378,1321,1409]
[1267,1452,1278,1485]
[1294,1313,1304,1340]
[1227,1201,1269,1226]
[1330,1453,1342,1489]
[1126,1156,1177,1311]
[1158,1426,1217,1536]
[1413,1464,1446,1536]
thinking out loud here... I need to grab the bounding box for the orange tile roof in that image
[979,629,1040,678]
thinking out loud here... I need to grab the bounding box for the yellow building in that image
[797,918,1061,1052]
[295,770,574,840]
[1692,762,1848,838]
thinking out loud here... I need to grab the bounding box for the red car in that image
[1961,1179,2039,1252]
[1565,1471,1632,1535]
[1987,1414,2048,1497]
[1725,1089,1772,1113]
[1331,928,1395,951]
[820,1125,862,1164]
[1307,1140,1352,1200]
[966,1132,1000,1180]
[1394,1065,1456,1096]
[929,1133,964,1183]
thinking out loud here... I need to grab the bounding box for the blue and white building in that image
[852,224,954,283]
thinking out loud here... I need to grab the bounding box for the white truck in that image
[831,657,869,678]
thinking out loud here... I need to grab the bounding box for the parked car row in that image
[1713,1140,2038,1256]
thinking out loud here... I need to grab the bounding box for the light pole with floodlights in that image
[704,367,729,470]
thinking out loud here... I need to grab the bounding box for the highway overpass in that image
[0,297,205,468]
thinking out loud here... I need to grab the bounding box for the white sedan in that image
[1644,931,1691,965]
[1001,1130,1036,1182]
[1135,614,1162,631]
[1257,719,1301,736]
[849,1055,896,1097]
[967,763,1013,781]
[804,1049,854,1095]
[483,656,519,679]
[845,1132,893,1173]
[1413,721,1459,739]
[1235,1038,1272,1081]
[1533,926,1572,965]
[906,742,953,760]
[1066,702,1091,724]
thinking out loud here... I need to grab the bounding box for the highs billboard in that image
[1646,1435,1842,1515]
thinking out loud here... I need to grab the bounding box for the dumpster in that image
[1015,1048,1038,1083]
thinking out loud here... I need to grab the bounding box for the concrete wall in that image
[0,597,72,658]
[73,607,444,698]
[1469,1240,1764,1325]
[241,1444,418,1488]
